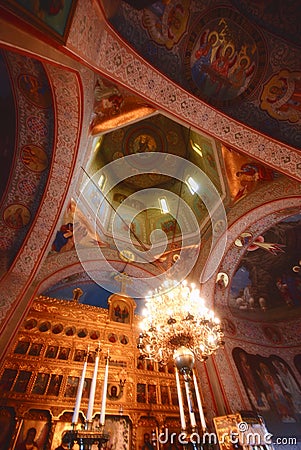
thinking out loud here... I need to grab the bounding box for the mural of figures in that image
[185,10,264,104]
[233,348,301,438]
[57,347,69,360]
[46,374,62,396]
[261,70,301,123]
[142,0,190,49]
[233,163,277,202]
[45,345,58,359]
[51,199,109,253]
[13,411,50,450]
[107,384,123,401]
[18,74,52,108]
[271,358,301,417]
[262,326,282,345]
[20,144,48,172]
[233,349,268,410]
[112,302,130,324]
[28,343,42,357]
[13,371,31,393]
[64,376,79,398]
[32,373,49,395]
[222,145,279,204]
[229,214,301,321]
[137,383,146,403]
[15,427,39,450]
[256,362,295,422]
[3,204,31,229]
[5,0,76,42]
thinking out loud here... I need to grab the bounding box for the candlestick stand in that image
[63,427,110,450]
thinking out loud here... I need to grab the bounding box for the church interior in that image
[0,0,301,449]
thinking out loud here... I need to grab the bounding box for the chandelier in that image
[137,280,224,365]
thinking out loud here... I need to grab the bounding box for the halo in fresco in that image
[3,204,31,229]
[184,8,266,105]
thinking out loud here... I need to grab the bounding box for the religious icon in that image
[216,272,229,289]
[82,378,92,398]
[160,385,169,405]
[74,349,85,362]
[20,144,48,172]
[3,204,31,229]
[46,374,62,396]
[148,384,157,404]
[28,343,42,357]
[64,376,79,398]
[13,371,32,393]
[107,384,121,401]
[119,335,128,345]
[112,302,130,323]
[137,383,146,403]
[14,340,30,355]
[45,345,58,359]
[108,333,117,343]
[0,369,18,392]
[58,347,70,360]
[32,373,49,395]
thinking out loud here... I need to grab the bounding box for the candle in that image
[184,377,196,428]
[192,369,207,431]
[100,350,110,426]
[72,349,88,425]
[175,367,186,431]
[86,345,100,422]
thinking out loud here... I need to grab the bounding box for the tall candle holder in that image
[67,345,110,449]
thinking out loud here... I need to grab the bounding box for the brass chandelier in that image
[137,279,224,365]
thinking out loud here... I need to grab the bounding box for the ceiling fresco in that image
[1,0,77,42]
[230,0,301,47]
[230,213,301,322]
[109,0,301,149]
[90,77,156,135]
[0,49,54,275]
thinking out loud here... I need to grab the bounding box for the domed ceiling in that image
[1,1,299,326]
[42,75,299,315]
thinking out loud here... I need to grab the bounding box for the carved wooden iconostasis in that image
[0,291,186,449]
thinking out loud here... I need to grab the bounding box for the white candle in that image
[184,377,197,428]
[86,347,100,422]
[72,350,88,425]
[192,369,207,431]
[100,350,110,426]
[175,367,186,431]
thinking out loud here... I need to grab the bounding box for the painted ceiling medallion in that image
[184,8,266,105]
